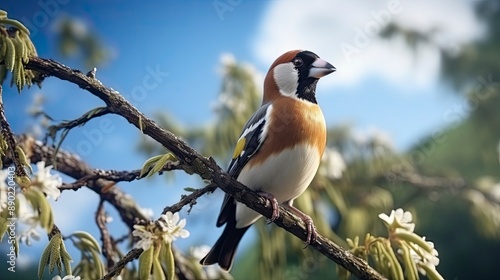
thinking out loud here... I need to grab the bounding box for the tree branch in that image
[9,134,149,229]
[96,200,116,270]
[0,85,31,184]
[47,106,110,135]
[4,134,215,278]
[162,183,217,215]
[26,57,385,280]
[102,248,142,280]
[58,163,183,192]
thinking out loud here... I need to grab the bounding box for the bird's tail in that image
[200,221,250,271]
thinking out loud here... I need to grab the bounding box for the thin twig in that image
[102,248,142,280]
[96,200,116,270]
[59,163,184,192]
[47,107,111,137]
[162,183,217,215]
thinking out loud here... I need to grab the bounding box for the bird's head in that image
[264,50,336,104]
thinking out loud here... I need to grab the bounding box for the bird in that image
[200,50,336,271]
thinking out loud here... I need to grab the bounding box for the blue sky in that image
[1,0,483,271]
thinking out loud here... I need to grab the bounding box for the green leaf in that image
[382,241,405,280]
[164,241,175,280]
[393,231,433,253]
[48,234,61,273]
[420,263,444,280]
[152,153,178,174]
[140,154,164,178]
[72,230,102,254]
[38,244,51,279]
[0,18,31,35]
[0,216,8,242]
[4,36,15,71]
[152,244,166,280]
[89,246,104,278]
[60,237,73,276]
[138,246,154,280]
[38,233,62,279]
[140,153,178,178]
[25,188,54,232]
[399,242,418,280]
[14,175,30,189]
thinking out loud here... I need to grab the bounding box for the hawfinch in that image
[201,50,336,271]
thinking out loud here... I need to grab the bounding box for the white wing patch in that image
[237,105,273,156]
[240,116,265,140]
[258,104,273,144]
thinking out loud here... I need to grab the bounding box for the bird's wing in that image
[216,103,272,227]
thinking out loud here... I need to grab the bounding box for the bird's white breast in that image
[234,143,321,228]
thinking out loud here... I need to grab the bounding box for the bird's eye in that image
[293,58,303,68]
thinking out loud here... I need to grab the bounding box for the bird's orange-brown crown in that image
[268,50,302,71]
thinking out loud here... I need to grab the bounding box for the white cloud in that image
[253,0,484,90]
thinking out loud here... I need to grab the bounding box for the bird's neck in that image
[297,78,318,104]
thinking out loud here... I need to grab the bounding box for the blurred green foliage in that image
[54,16,109,68]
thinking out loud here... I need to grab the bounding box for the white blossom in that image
[157,211,190,242]
[17,194,40,246]
[32,161,62,201]
[320,148,346,179]
[18,226,41,246]
[133,212,190,250]
[379,208,415,232]
[132,225,155,251]
[399,237,440,276]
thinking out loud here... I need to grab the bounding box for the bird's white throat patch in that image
[273,62,298,98]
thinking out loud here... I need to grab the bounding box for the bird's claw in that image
[302,215,317,246]
[258,191,280,223]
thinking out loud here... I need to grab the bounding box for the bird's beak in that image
[308,58,336,79]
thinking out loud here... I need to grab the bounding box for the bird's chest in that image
[266,98,326,156]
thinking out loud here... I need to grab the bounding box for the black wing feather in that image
[216,103,271,227]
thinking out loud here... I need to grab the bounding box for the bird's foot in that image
[301,214,317,246]
[257,191,280,223]
[284,204,317,245]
